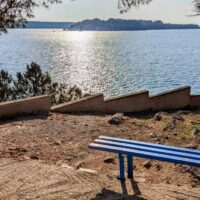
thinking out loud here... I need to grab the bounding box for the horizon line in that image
[29,18,200,25]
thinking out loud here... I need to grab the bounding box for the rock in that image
[163,119,176,131]
[74,161,85,169]
[149,133,158,138]
[176,110,191,115]
[104,157,115,164]
[143,161,152,169]
[191,128,200,137]
[23,155,30,160]
[154,138,161,142]
[108,113,124,125]
[78,168,97,174]
[30,155,39,160]
[108,117,121,125]
[192,183,197,188]
[53,140,62,146]
[172,114,184,122]
[154,113,162,121]
[185,144,197,149]
[61,163,74,170]
[155,163,162,171]
[114,113,124,118]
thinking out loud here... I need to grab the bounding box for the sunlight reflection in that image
[66,31,94,42]
[58,31,96,92]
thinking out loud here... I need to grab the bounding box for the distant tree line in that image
[68,18,199,31]
[0,0,200,34]
[0,63,87,104]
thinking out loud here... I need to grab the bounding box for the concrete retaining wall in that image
[51,86,197,114]
[150,86,191,111]
[104,91,150,113]
[0,95,51,118]
[51,94,104,113]
[190,95,200,107]
[1,86,199,117]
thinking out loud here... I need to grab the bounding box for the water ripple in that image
[0,29,200,97]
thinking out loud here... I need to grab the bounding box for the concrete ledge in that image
[51,94,104,113]
[190,95,200,107]
[104,91,150,113]
[0,95,51,118]
[150,86,191,111]
[50,86,199,114]
[0,86,197,117]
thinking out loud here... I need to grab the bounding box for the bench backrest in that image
[89,136,200,168]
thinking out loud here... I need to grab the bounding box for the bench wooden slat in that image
[95,139,200,161]
[89,143,200,168]
[99,136,200,155]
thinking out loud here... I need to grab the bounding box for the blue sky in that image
[34,0,200,24]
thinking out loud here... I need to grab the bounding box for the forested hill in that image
[68,19,200,31]
[25,21,74,29]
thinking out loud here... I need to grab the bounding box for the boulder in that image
[108,113,124,125]
[30,155,39,160]
[149,133,158,138]
[104,157,115,164]
[154,113,162,121]
[143,160,152,169]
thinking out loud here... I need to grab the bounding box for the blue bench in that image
[89,136,200,180]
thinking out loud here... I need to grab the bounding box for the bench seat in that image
[89,136,200,179]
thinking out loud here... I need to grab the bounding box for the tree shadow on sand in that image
[91,179,147,200]
[0,113,49,126]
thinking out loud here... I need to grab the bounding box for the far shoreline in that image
[9,28,200,32]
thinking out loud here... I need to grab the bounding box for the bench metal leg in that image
[127,156,133,179]
[118,154,125,180]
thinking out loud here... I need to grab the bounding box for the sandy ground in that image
[0,111,200,199]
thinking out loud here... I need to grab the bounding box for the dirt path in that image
[0,159,200,200]
[0,159,102,200]
[0,112,200,199]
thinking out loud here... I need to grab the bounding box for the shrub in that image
[0,62,88,104]
[0,70,13,102]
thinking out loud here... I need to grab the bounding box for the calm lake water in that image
[0,29,200,97]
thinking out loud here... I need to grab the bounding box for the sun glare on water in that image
[55,31,97,90]
[67,31,94,42]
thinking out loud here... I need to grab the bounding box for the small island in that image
[68,18,200,31]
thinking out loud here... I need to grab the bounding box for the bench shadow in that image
[186,168,200,181]
[91,179,147,200]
